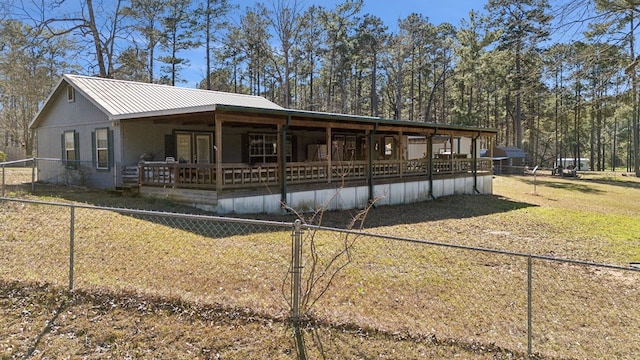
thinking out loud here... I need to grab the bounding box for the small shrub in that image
[0,151,6,162]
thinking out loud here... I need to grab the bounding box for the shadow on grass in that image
[23,299,67,359]
[26,183,536,235]
[293,319,534,360]
[2,279,532,360]
[0,280,69,359]
[518,177,605,194]
[27,184,286,239]
[287,194,537,229]
[581,176,640,190]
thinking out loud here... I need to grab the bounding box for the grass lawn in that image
[1,171,639,359]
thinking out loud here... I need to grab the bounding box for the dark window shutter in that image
[108,129,114,170]
[61,133,65,165]
[165,134,176,159]
[73,131,80,169]
[91,131,96,167]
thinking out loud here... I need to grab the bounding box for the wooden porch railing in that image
[138,158,493,190]
[139,162,216,189]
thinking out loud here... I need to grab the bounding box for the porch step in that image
[122,166,139,185]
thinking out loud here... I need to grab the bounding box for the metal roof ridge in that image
[63,74,279,101]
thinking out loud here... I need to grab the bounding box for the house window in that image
[62,130,79,168]
[249,133,291,164]
[95,128,109,169]
[67,85,75,102]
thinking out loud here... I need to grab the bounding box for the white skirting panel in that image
[213,174,493,215]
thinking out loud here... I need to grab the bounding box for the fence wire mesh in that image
[0,200,70,286]
[294,227,640,358]
[1,159,35,197]
[71,206,293,316]
[295,228,530,352]
[529,259,639,358]
[0,197,638,359]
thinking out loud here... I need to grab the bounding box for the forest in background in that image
[1,0,639,174]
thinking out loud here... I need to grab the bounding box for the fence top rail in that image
[1,158,36,166]
[0,197,293,229]
[301,223,640,273]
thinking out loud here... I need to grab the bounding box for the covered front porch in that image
[120,105,495,213]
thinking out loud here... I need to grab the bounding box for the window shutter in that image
[108,129,114,170]
[91,131,96,167]
[74,131,80,169]
[61,133,65,165]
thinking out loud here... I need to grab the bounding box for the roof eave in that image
[110,104,218,121]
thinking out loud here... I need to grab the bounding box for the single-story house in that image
[30,74,497,214]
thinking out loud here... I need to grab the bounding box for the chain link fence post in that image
[291,219,302,323]
[1,163,5,197]
[69,205,75,291]
[31,157,36,193]
[527,255,533,357]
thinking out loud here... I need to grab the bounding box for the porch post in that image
[428,131,435,199]
[490,136,494,174]
[450,133,454,175]
[368,124,378,203]
[399,130,404,179]
[326,126,332,183]
[472,133,479,193]
[215,117,223,193]
[280,116,290,208]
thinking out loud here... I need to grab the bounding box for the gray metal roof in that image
[31,74,283,127]
[68,74,284,119]
[495,146,526,158]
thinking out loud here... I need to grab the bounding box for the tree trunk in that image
[631,13,640,176]
[371,52,378,117]
[86,0,107,77]
[514,47,523,149]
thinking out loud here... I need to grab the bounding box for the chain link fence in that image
[1,197,639,358]
[1,158,142,196]
[0,158,37,196]
[292,226,640,358]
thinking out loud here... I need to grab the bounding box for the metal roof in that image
[30,75,497,138]
[70,74,284,118]
[495,146,526,158]
[30,74,284,127]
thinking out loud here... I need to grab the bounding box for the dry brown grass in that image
[1,171,639,359]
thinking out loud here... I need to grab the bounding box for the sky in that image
[182,0,484,87]
[235,0,483,30]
